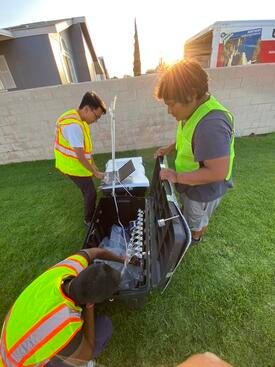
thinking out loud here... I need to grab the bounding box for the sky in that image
[0,0,273,77]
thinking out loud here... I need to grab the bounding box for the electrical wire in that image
[111,190,129,276]
[109,96,131,276]
[114,175,133,197]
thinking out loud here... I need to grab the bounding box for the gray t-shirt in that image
[175,110,233,202]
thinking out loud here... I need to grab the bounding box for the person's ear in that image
[83,105,89,114]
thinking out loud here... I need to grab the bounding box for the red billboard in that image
[259,40,275,63]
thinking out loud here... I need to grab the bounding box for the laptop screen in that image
[118,159,135,181]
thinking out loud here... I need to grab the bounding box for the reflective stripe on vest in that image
[175,95,235,181]
[1,312,18,367]
[1,254,87,367]
[0,355,5,367]
[54,109,93,177]
[54,142,91,160]
[52,256,87,274]
[54,120,92,160]
[1,305,81,367]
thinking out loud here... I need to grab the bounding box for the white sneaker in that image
[87,360,96,367]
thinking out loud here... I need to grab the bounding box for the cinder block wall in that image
[0,63,274,164]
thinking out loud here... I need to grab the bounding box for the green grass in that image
[0,135,274,367]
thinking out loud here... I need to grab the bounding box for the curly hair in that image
[155,59,209,103]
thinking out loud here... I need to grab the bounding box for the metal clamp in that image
[157,215,179,227]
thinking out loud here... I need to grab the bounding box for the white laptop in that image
[103,159,135,185]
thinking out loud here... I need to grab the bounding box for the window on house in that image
[61,38,77,83]
[49,33,78,84]
[0,55,16,90]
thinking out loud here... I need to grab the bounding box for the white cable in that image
[101,173,133,197]
[109,96,117,195]
[110,96,117,174]
[108,96,129,276]
[111,173,135,275]
[112,191,129,276]
[115,175,133,197]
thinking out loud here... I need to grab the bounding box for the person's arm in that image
[80,305,95,358]
[74,148,104,180]
[177,352,233,367]
[64,306,95,365]
[154,143,176,158]
[160,156,229,185]
[90,156,99,171]
[61,124,104,179]
[80,247,125,264]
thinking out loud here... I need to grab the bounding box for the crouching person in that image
[0,248,123,367]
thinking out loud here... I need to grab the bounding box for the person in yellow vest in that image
[0,247,124,367]
[154,60,235,244]
[54,91,106,227]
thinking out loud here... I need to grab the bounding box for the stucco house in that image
[0,17,107,91]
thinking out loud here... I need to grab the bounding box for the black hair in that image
[155,59,209,104]
[69,263,120,305]
[79,91,107,114]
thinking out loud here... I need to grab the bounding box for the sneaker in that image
[191,237,202,245]
[87,360,96,367]
[84,220,91,227]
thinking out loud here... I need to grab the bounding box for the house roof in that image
[185,19,275,44]
[2,16,105,77]
[3,17,86,37]
[5,18,72,31]
[0,29,15,41]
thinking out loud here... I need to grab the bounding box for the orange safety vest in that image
[54,109,93,177]
[0,254,89,367]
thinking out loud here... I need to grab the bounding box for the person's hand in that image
[122,255,141,266]
[177,352,233,367]
[154,146,169,159]
[160,168,177,183]
[129,255,141,266]
[94,170,105,180]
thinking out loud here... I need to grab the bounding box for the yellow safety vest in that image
[175,96,235,181]
[0,254,89,367]
[54,109,93,177]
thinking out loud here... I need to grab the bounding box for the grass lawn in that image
[0,134,274,367]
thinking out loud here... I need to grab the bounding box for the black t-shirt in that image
[175,110,233,202]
